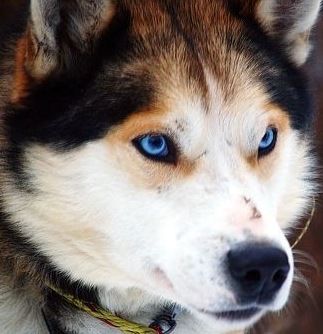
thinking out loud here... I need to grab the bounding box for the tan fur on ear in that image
[11,31,35,103]
[25,0,115,80]
[256,0,321,65]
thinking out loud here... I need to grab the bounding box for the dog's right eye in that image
[132,134,176,163]
[258,127,277,157]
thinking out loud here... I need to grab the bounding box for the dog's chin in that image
[149,274,263,332]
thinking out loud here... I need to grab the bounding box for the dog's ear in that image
[12,0,115,101]
[18,0,115,80]
[238,0,321,66]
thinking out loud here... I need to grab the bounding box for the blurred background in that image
[1,1,323,333]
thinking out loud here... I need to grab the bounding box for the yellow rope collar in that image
[291,197,316,249]
[48,285,178,334]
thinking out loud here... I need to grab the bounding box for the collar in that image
[291,197,316,249]
[46,285,180,334]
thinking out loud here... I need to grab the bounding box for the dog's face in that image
[2,0,320,332]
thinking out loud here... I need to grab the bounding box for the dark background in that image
[1,2,323,333]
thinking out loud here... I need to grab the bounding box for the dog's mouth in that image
[211,307,261,320]
[201,307,262,322]
[151,265,267,325]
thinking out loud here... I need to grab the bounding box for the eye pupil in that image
[258,127,277,156]
[148,136,165,151]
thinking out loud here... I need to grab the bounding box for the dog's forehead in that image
[98,0,310,131]
[118,0,252,91]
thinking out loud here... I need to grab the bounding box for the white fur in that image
[0,282,47,334]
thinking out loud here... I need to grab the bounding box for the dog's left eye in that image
[258,127,277,156]
[133,134,175,163]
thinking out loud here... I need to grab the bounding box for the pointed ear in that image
[256,0,321,66]
[21,0,115,80]
[237,0,321,66]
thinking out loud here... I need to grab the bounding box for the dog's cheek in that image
[264,130,315,230]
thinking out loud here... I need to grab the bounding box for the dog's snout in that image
[227,245,290,305]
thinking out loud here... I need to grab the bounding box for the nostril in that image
[245,269,261,285]
[272,267,289,284]
[231,267,263,287]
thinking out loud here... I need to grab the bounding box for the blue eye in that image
[258,127,277,156]
[133,134,175,162]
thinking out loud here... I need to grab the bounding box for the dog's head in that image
[3,0,320,332]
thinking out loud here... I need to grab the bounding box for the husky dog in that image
[0,0,320,333]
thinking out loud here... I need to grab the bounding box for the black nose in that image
[227,245,290,305]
